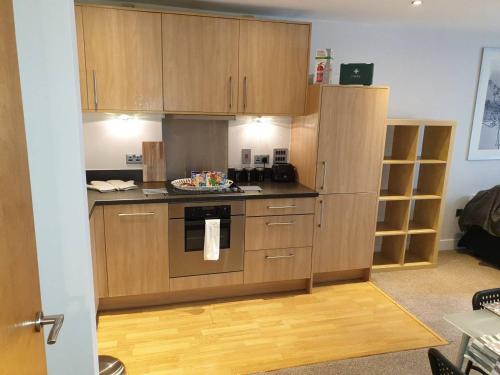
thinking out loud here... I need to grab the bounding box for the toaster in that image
[271,163,296,182]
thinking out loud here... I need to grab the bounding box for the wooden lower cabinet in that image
[104,203,169,297]
[89,206,108,304]
[244,248,312,284]
[313,193,377,273]
[245,214,314,250]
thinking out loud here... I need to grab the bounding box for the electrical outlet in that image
[254,154,270,165]
[126,154,143,165]
[273,148,289,164]
[241,149,251,165]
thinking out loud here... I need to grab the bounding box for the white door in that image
[13,1,99,373]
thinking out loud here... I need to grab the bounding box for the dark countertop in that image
[87,181,318,216]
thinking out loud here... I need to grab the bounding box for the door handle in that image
[266,222,295,226]
[243,76,248,110]
[35,312,64,345]
[267,205,297,209]
[318,199,324,228]
[92,69,98,111]
[320,161,327,190]
[228,76,233,110]
[118,212,155,217]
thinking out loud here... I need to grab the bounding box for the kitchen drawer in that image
[244,247,312,284]
[246,197,315,217]
[245,214,314,250]
[170,272,243,291]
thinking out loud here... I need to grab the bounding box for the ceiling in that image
[112,0,500,31]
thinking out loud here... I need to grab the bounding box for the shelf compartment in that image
[413,164,446,197]
[407,199,441,234]
[376,200,410,236]
[384,125,419,162]
[419,126,452,162]
[404,233,437,264]
[379,164,414,200]
[373,235,405,268]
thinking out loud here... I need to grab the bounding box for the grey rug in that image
[257,251,499,375]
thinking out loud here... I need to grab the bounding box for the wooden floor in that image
[97,282,446,374]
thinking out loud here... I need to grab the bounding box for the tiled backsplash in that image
[82,113,292,171]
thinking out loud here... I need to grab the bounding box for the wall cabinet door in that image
[313,193,377,273]
[82,7,163,112]
[316,86,389,194]
[162,14,239,114]
[104,204,169,297]
[75,6,88,110]
[238,20,310,115]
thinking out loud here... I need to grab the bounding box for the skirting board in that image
[439,238,459,250]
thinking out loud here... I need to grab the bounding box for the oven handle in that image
[185,218,231,226]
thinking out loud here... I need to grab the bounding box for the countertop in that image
[87,181,318,216]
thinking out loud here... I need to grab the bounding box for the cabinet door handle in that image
[320,161,327,190]
[265,254,295,260]
[228,76,233,110]
[267,205,297,209]
[266,221,295,226]
[118,212,155,217]
[92,69,98,111]
[243,76,248,110]
[318,199,324,228]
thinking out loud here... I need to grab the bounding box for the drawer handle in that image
[265,254,295,260]
[266,222,295,226]
[267,205,297,209]
[118,212,155,217]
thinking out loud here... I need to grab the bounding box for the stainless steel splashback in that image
[162,117,228,180]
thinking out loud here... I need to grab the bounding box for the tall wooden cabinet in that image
[238,20,310,115]
[291,85,390,276]
[82,6,163,112]
[315,87,389,193]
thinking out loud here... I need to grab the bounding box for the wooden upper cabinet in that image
[238,20,310,115]
[82,7,163,112]
[313,193,378,273]
[316,86,389,194]
[75,6,88,110]
[162,14,239,113]
[104,204,169,297]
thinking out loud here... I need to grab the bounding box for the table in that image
[444,309,500,369]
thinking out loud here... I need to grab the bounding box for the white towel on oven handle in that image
[204,219,220,261]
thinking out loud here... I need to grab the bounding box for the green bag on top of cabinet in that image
[339,63,374,86]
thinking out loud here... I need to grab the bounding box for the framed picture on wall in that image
[469,47,500,160]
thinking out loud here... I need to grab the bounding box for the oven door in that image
[169,215,244,278]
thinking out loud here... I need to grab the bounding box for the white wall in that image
[83,115,291,169]
[228,116,291,167]
[13,1,99,374]
[309,20,500,248]
[83,113,163,169]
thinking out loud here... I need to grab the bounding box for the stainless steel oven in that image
[169,201,245,278]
